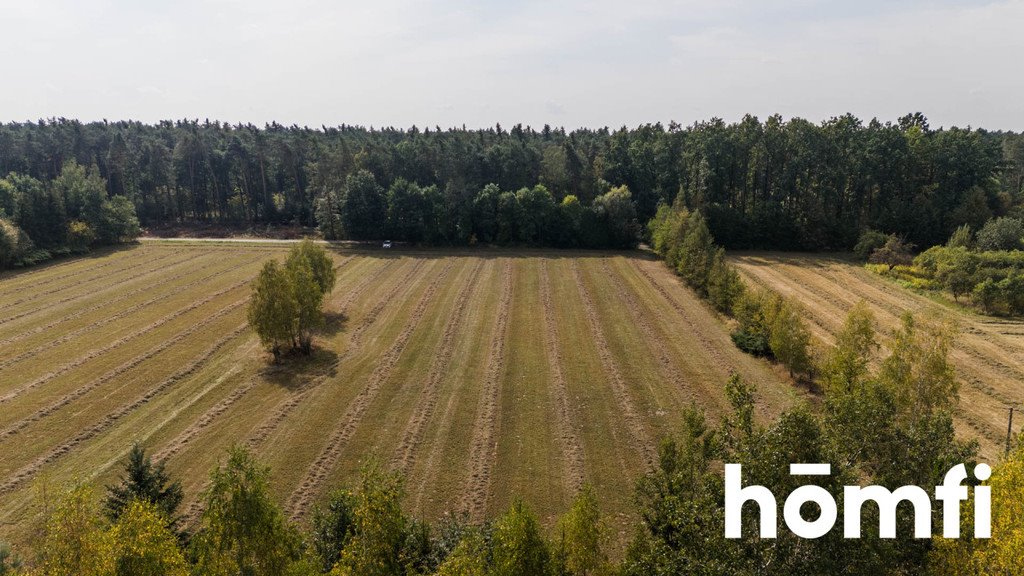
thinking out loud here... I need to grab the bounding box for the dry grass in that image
[731,252,1024,460]
[0,242,799,547]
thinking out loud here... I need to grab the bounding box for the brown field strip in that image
[460,259,514,522]
[571,259,656,469]
[0,249,238,346]
[731,253,1024,458]
[0,244,799,547]
[284,259,453,521]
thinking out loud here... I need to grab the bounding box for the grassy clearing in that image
[0,242,798,547]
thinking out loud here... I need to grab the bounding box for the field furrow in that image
[0,299,247,452]
[0,251,234,345]
[284,259,454,521]
[0,249,184,316]
[0,249,201,327]
[460,260,514,521]
[391,259,486,475]
[571,260,656,469]
[538,260,586,494]
[0,278,252,404]
[0,243,806,550]
[731,253,1024,457]
[154,256,388,464]
[0,323,249,495]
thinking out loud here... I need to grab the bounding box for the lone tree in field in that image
[248,260,299,362]
[248,240,336,361]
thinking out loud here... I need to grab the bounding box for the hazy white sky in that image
[1,0,1021,130]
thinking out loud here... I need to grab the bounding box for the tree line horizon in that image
[0,112,1021,254]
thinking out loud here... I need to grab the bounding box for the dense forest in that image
[0,114,1022,253]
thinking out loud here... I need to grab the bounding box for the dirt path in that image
[460,260,514,522]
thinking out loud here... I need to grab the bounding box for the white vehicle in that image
[382,240,392,248]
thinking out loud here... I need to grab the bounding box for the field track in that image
[0,243,798,545]
[731,253,1024,458]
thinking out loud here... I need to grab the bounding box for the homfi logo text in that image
[724,463,991,539]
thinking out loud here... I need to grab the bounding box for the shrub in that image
[0,218,21,268]
[67,220,96,253]
[854,229,888,260]
[976,217,1024,251]
[973,278,1000,314]
[946,224,973,249]
[869,235,914,269]
[731,330,770,356]
[998,273,1024,315]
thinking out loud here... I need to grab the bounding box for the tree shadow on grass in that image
[320,310,349,338]
[259,345,340,391]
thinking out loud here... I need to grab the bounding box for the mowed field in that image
[731,253,1024,460]
[0,241,799,546]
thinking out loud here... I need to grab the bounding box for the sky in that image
[1,0,1021,130]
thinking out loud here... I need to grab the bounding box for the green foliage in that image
[821,301,877,394]
[976,216,1024,251]
[928,444,1024,574]
[311,489,357,572]
[315,190,344,240]
[286,239,337,295]
[330,465,409,576]
[707,249,744,313]
[0,218,29,268]
[854,229,888,260]
[247,260,299,361]
[593,185,639,248]
[35,484,114,576]
[434,532,489,576]
[972,277,1000,314]
[878,313,958,419]
[946,224,973,249]
[676,212,716,294]
[868,234,914,269]
[104,445,183,528]
[340,170,386,240]
[0,115,1019,252]
[554,486,609,576]
[108,500,188,576]
[66,220,95,253]
[248,241,336,360]
[96,196,141,245]
[191,447,301,576]
[768,298,813,377]
[490,500,551,576]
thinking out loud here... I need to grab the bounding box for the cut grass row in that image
[0,245,800,550]
[731,253,1024,458]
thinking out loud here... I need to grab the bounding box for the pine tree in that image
[104,445,183,527]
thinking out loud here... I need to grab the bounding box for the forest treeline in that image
[0,163,140,268]
[4,303,1022,576]
[0,113,1022,251]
